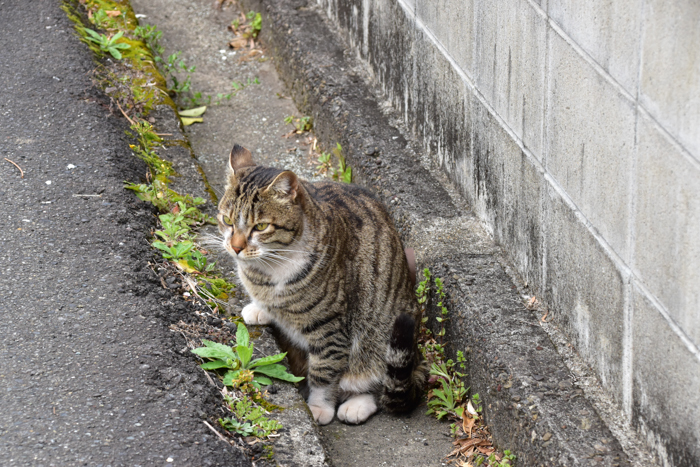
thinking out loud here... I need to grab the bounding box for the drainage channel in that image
[128,0,454,465]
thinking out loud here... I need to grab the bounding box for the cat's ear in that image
[265,171,299,201]
[228,144,256,174]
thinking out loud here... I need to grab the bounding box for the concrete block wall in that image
[316,0,700,464]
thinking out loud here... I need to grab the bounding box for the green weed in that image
[192,322,304,390]
[247,11,262,39]
[84,28,131,59]
[152,240,194,260]
[426,355,468,420]
[284,115,313,134]
[315,151,332,175]
[417,269,516,465]
[231,11,262,41]
[183,78,260,108]
[219,396,283,438]
[331,143,352,183]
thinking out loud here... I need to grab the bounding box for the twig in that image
[203,420,230,444]
[541,310,551,322]
[4,158,24,178]
[155,133,173,136]
[72,194,102,197]
[116,101,136,126]
[201,364,218,387]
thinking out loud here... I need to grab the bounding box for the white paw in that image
[337,394,377,424]
[241,303,272,325]
[309,402,335,425]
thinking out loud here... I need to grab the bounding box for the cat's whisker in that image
[265,252,307,270]
[260,255,291,270]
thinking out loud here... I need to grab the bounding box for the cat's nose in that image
[230,233,246,254]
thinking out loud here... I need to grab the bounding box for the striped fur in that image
[218,144,427,425]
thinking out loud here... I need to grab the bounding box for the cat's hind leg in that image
[337,393,377,424]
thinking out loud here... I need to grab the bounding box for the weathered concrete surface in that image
[0,1,249,465]
[310,0,700,465]
[234,0,660,464]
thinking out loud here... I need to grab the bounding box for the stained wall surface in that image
[316,0,700,465]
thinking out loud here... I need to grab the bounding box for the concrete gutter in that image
[238,0,637,464]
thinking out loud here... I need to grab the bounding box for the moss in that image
[62,0,175,115]
[196,165,220,205]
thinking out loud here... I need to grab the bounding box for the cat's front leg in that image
[305,348,347,425]
[241,301,272,325]
[307,384,337,425]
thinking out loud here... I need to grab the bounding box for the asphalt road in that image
[0,1,249,465]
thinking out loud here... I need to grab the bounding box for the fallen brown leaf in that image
[229,37,248,49]
[462,413,476,437]
[476,446,495,455]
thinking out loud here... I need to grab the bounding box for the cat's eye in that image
[222,215,233,226]
[254,223,269,231]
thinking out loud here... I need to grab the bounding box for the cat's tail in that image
[381,312,429,413]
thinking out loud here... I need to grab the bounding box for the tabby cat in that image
[217,144,427,425]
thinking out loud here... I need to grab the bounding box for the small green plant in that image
[192,323,304,390]
[485,450,517,466]
[91,8,108,28]
[471,392,483,413]
[331,143,352,183]
[156,213,192,242]
[134,23,163,54]
[315,151,332,175]
[426,361,468,420]
[434,276,449,342]
[186,249,216,273]
[284,115,313,133]
[84,28,131,59]
[219,396,283,437]
[247,11,262,38]
[182,78,259,108]
[152,240,194,260]
[157,51,195,95]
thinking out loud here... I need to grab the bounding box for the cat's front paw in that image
[309,402,335,425]
[337,394,377,424]
[241,303,272,325]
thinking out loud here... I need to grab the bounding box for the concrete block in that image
[472,97,545,292]
[546,32,636,261]
[364,0,416,121]
[633,115,700,347]
[474,0,546,159]
[632,286,700,466]
[640,0,700,157]
[548,0,642,94]
[416,0,474,76]
[413,25,474,194]
[544,186,626,403]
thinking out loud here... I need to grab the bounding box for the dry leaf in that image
[174,259,197,274]
[467,400,478,415]
[477,446,495,455]
[229,37,248,49]
[462,413,476,437]
[105,10,121,17]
